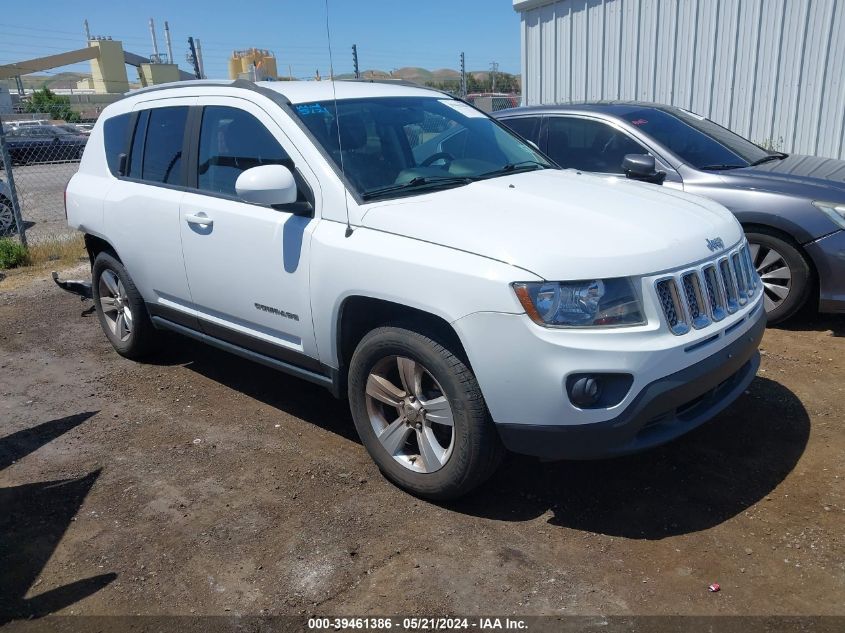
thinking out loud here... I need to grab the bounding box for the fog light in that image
[566,373,634,409]
[569,376,602,407]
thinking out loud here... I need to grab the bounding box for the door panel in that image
[179,99,319,363]
[103,98,197,327]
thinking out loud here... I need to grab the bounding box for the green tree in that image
[23,87,80,123]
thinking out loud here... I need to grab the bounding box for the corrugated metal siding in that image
[518,0,845,159]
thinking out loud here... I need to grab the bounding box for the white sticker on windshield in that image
[438,99,487,118]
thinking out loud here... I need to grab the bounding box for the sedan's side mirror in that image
[622,154,666,185]
[236,164,298,206]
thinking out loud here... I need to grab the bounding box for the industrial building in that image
[228,49,279,81]
[514,0,845,160]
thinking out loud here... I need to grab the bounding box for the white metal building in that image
[514,0,845,160]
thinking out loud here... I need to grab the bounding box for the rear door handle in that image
[185,213,213,227]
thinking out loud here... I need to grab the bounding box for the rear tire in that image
[0,197,15,237]
[348,325,503,500]
[745,228,812,324]
[92,252,158,359]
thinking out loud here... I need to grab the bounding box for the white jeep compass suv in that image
[66,79,765,499]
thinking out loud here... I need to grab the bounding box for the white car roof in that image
[256,80,442,103]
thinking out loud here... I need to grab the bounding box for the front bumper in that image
[805,229,845,314]
[496,306,765,460]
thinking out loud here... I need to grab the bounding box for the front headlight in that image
[812,200,845,230]
[513,278,645,328]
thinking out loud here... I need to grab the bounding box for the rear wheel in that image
[348,325,503,500]
[92,252,158,359]
[746,229,812,324]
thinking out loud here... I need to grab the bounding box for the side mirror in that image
[622,154,666,185]
[236,164,298,206]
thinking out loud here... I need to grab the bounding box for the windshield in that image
[293,96,551,199]
[621,107,773,169]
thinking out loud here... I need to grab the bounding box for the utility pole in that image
[83,19,91,42]
[187,37,202,79]
[460,52,466,97]
[352,44,360,79]
[490,61,499,92]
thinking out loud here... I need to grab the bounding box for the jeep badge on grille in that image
[706,237,725,252]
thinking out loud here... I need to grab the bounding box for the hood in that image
[360,169,743,280]
[723,154,845,202]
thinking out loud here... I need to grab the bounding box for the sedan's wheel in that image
[366,355,455,473]
[0,198,15,236]
[349,325,503,500]
[92,251,158,359]
[746,229,811,324]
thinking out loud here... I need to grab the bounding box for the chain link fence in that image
[465,94,521,113]
[0,114,88,246]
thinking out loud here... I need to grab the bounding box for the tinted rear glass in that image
[141,107,188,185]
[103,113,132,176]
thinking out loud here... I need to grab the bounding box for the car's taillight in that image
[63,179,70,219]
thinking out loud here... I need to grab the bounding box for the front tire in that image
[746,229,812,324]
[348,325,503,500]
[92,252,158,359]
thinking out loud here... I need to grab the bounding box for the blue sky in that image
[1,0,522,80]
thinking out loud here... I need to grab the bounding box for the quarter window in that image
[103,113,132,176]
[197,106,292,196]
[140,106,188,185]
[546,117,647,174]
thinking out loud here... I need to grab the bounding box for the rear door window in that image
[139,106,188,185]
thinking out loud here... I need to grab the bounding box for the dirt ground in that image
[1,264,843,621]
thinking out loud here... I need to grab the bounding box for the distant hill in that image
[335,66,519,91]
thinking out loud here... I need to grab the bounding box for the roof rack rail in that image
[126,78,237,96]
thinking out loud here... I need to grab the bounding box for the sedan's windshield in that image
[293,96,551,199]
[621,107,775,170]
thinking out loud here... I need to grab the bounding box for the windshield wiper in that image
[361,176,472,200]
[699,164,747,171]
[749,153,788,166]
[475,160,550,180]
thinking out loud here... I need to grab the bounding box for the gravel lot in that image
[0,265,843,622]
[2,162,79,243]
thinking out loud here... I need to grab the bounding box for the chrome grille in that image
[702,265,727,321]
[681,273,710,329]
[719,258,739,313]
[656,242,758,335]
[732,253,748,305]
[655,279,689,335]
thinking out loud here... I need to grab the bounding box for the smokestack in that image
[83,19,91,42]
[164,21,174,65]
[149,18,160,60]
[195,38,205,79]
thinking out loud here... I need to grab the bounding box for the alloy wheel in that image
[0,200,14,236]
[365,355,455,473]
[98,269,133,341]
[749,242,792,313]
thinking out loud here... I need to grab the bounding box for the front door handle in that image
[185,213,213,227]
